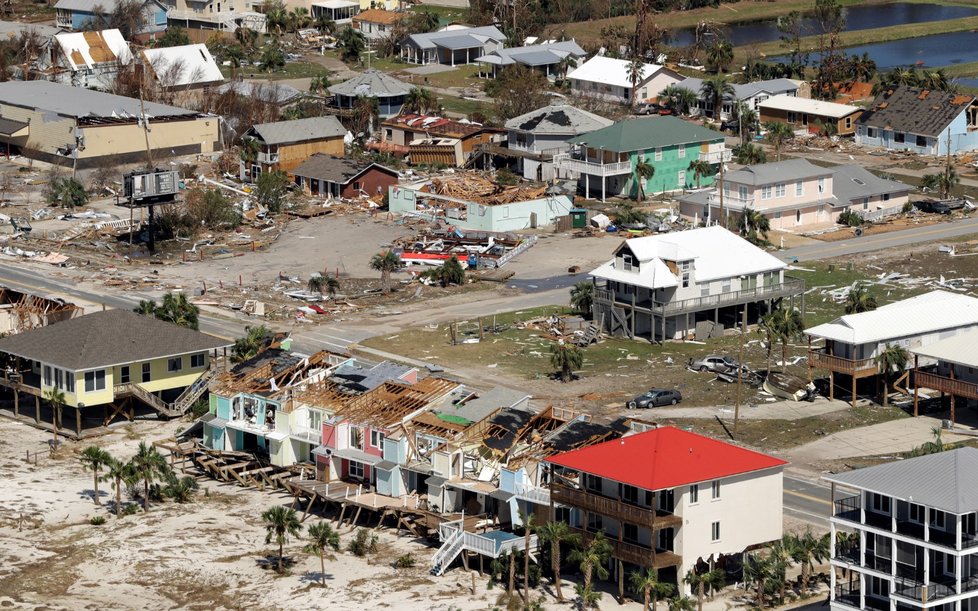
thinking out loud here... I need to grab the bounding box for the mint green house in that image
[553,116,728,201]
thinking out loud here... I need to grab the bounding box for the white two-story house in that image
[827,448,978,611]
[589,226,804,342]
[547,426,787,596]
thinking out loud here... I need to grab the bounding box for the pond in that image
[668,2,978,48]
[772,30,978,70]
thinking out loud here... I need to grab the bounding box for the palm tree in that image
[304,522,340,587]
[240,138,261,179]
[308,274,340,296]
[232,325,271,363]
[265,5,289,36]
[876,343,910,407]
[556,55,576,82]
[699,75,734,121]
[735,102,759,145]
[733,143,766,165]
[427,256,465,287]
[262,505,302,572]
[79,446,112,505]
[537,520,579,602]
[767,304,804,373]
[758,311,777,373]
[738,207,771,246]
[764,121,794,161]
[790,530,830,591]
[922,68,951,91]
[156,292,200,330]
[922,167,959,200]
[235,26,258,50]
[844,283,878,314]
[684,569,724,611]
[616,202,648,225]
[337,25,366,63]
[705,39,734,73]
[412,9,439,32]
[369,250,402,294]
[920,425,949,454]
[134,299,157,315]
[661,85,698,116]
[101,457,134,516]
[309,73,331,95]
[568,531,613,605]
[768,536,793,603]
[687,159,713,189]
[44,387,65,453]
[351,94,380,137]
[129,441,170,512]
[852,52,877,82]
[627,57,645,109]
[634,158,655,200]
[519,509,536,603]
[404,87,437,114]
[630,568,674,611]
[669,595,697,611]
[549,342,583,382]
[313,15,335,36]
[569,281,595,318]
[743,553,773,608]
[288,7,311,31]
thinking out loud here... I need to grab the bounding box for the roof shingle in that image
[858,86,975,137]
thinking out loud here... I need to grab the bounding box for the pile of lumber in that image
[431,173,547,206]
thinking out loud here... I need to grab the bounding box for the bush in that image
[838,209,864,227]
[347,528,378,557]
[120,503,140,516]
[90,515,107,525]
[902,201,914,214]
[191,399,210,419]
[394,554,415,568]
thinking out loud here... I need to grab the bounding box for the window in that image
[870,576,888,598]
[775,183,786,198]
[909,503,924,523]
[120,366,130,384]
[678,170,686,186]
[761,186,772,200]
[711,521,721,541]
[711,480,721,499]
[84,370,106,392]
[349,427,364,450]
[65,372,74,393]
[622,253,634,271]
[867,127,878,138]
[738,185,748,200]
[587,512,602,531]
[817,177,826,193]
[43,365,52,387]
[795,180,804,196]
[871,493,891,514]
[142,362,151,383]
[689,484,699,504]
[370,430,385,448]
[787,112,797,123]
[620,484,639,505]
[722,183,730,198]
[916,135,927,147]
[863,198,869,210]
[167,357,183,372]
[190,353,205,368]
[932,510,947,530]
[585,474,602,493]
[623,522,639,543]
[680,261,691,288]
[845,116,852,129]
[55,369,63,390]
[654,147,662,161]
[348,460,365,480]
[678,144,685,159]
[894,132,905,143]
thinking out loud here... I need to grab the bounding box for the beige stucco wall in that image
[80,116,219,159]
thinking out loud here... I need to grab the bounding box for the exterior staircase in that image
[114,368,219,419]
[430,523,465,576]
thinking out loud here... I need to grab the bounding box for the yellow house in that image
[0,309,231,437]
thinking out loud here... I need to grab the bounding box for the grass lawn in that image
[223,61,326,81]
[416,65,484,90]
[439,95,492,117]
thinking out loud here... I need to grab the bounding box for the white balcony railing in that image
[709,193,755,211]
[258,152,280,164]
[553,152,632,177]
[290,425,322,444]
[699,149,732,163]
[514,482,551,505]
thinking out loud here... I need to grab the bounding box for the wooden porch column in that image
[913,355,920,417]
[76,405,82,435]
[950,366,957,425]
[13,388,18,418]
[34,394,40,423]
[851,375,857,409]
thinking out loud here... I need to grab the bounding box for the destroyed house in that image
[0,309,230,436]
[139,43,224,90]
[807,290,978,408]
[0,285,81,335]
[292,155,399,199]
[546,426,786,596]
[758,94,862,136]
[379,114,504,166]
[590,226,804,342]
[241,116,347,181]
[50,29,131,91]
[0,81,220,168]
[855,86,978,155]
[503,104,613,182]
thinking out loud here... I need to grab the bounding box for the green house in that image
[554,116,728,201]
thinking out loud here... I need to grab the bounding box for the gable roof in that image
[569,115,723,153]
[504,104,613,135]
[567,55,669,90]
[328,69,411,98]
[589,226,785,289]
[0,20,62,40]
[54,0,163,12]
[857,86,976,137]
[759,94,861,119]
[217,80,303,104]
[291,154,397,184]
[806,290,978,345]
[141,43,223,87]
[912,328,978,369]
[248,116,346,145]
[680,77,799,101]
[404,25,504,50]
[55,29,131,70]
[828,164,911,204]
[0,309,231,371]
[724,158,830,185]
[476,40,585,67]
[0,80,195,119]
[352,8,404,25]
[824,447,978,514]
[546,426,787,490]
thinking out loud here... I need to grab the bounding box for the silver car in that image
[690,355,739,373]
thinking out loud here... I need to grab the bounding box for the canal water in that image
[770,30,978,70]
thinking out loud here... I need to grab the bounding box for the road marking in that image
[787,220,978,258]
[785,506,830,524]
[784,489,832,507]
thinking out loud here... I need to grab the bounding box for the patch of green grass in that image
[438,95,491,118]
[226,61,325,81]
[788,262,924,326]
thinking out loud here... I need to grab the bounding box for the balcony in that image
[709,193,755,212]
[257,152,280,164]
[914,370,978,400]
[834,583,860,609]
[834,496,860,523]
[513,482,550,506]
[864,552,891,572]
[698,149,732,164]
[289,425,322,445]
[594,277,806,317]
[552,152,632,177]
[892,576,956,603]
[864,510,892,530]
[551,483,681,532]
[809,349,878,378]
[835,545,859,565]
[572,527,681,569]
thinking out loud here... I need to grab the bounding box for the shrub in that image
[120,504,140,516]
[90,515,107,525]
[347,528,378,557]
[394,554,415,568]
[838,209,864,227]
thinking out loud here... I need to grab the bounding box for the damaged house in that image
[49,29,131,90]
[855,86,978,155]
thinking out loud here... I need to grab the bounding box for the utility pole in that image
[734,304,747,436]
[717,158,725,227]
[945,130,953,200]
[138,88,157,253]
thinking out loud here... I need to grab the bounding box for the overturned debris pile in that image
[427,173,548,206]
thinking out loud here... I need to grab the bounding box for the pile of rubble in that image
[427,172,548,206]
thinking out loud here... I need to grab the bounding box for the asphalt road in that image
[784,474,833,530]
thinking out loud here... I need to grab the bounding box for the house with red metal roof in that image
[545,426,787,596]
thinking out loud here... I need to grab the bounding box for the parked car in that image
[690,355,739,373]
[626,388,682,408]
[917,198,966,214]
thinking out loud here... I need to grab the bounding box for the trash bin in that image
[570,208,588,229]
